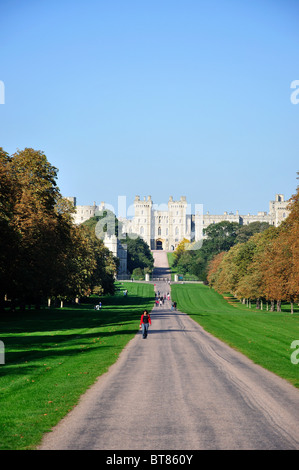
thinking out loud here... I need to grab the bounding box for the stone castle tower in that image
[129,195,191,250]
[68,194,291,252]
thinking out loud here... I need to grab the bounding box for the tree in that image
[234,228,277,306]
[0,147,117,310]
[235,221,270,244]
[202,221,240,257]
[207,251,226,288]
[121,235,154,274]
[173,238,191,266]
[260,182,299,312]
[4,148,62,306]
[206,176,299,314]
[83,209,121,238]
[0,148,19,306]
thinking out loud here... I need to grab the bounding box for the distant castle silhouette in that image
[66,194,289,253]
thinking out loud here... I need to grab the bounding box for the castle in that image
[67,194,290,252]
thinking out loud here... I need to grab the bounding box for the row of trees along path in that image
[0,147,116,312]
[207,176,299,314]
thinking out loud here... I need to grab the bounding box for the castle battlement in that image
[67,194,290,251]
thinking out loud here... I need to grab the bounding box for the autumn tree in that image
[173,238,191,265]
[207,175,299,314]
[234,228,277,307]
[0,147,117,310]
[261,181,299,312]
[0,148,19,307]
[207,251,226,288]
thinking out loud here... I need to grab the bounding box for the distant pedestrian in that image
[139,310,151,339]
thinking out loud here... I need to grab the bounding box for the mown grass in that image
[166,252,176,280]
[171,283,299,389]
[0,282,154,450]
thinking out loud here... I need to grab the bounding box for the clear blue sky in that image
[0,0,298,216]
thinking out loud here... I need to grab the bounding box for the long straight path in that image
[39,251,299,450]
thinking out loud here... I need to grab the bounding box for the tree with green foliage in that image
[0,147,117,311]
[235,221,269,244]
[83,209,121,238]
[206,176,299,313]
[173,220,272,281]
[121,235,154,276]
[0,148,19,307]
[202,221,240,257]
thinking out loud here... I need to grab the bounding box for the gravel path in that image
[38,251,299,450]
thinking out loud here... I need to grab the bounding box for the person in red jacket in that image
[139,310,151,339]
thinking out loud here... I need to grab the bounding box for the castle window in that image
[158,227,161,236]
[166,228,168,236]
[175,226,179,236]
[140,226,144,235]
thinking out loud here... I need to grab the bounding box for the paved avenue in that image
[39,251,299,450]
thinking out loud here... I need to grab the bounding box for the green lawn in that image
[167,252,176,280]
[171,283,299,389]
[0,282,154,450]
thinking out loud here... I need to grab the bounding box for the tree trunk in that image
[270,300,275,312]
[60,300,64,308]
[276,300,281,312]
[291,302,294,314]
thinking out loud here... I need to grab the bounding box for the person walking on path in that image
[139,310,151,339]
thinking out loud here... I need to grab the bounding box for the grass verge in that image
[171,283,299,389]
[0,282,154,450]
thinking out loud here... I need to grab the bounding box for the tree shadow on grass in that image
[0,327,140,379]
[0,295,155,333]
[0,293,155,378]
